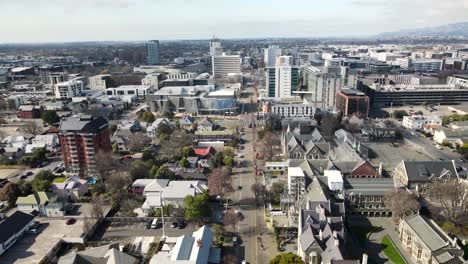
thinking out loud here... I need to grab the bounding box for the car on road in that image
[19,175,27,179]
[171,221,178,228]
[176,219,186,229]
[145,221,152,229]
[151,218,159,229]
[66,218,76,225]
[435,145,443,150]
[237,186,242,190]
[25,171,33,176]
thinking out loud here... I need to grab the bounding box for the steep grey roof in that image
[332,161,359,174]
[58,243,137,264]
[0,211,34,245]
[402,160,458,182]
[59,115,108,134]
[300,224,316,252]
[404,214,448,251]
[198,117,214,126]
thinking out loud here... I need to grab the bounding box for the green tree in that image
[157,123,173,137]
[41,110,60,125]
[0,183,20,206]
[163,111,174,119]
[129,160,151,180]
[31,179,51,192]
[17,180,33,196]
[35,170,54,182]
[270,253,305,264]
[156,166,176,180]
[179,158,190,168]
[223,156,234,168]
[392,110,409,120]
[140,111,155,123]
[183,192,209,220]
[112,143,119,153]
[213,152,224,168]
[181,146,195,157]
[270,182,285,205]
[149,165,159,178]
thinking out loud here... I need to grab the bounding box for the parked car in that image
[176,219,186,229]
[25,171,33,176]
[145,221,152,229]
[66,218,76,225]
[171,221,178,228]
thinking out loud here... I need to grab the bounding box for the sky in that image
[1,0,468,43]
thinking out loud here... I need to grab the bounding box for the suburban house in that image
[141,180,208,213]
[194,147,216,159]
[197,117,215,132]
[16,191,65,217]
[147,118,172,138]
[58,243,138,264]
[393,160,459,194]
[50,175,89,201]
[149,225,221,264]
[179,115,196,131]
[131,179,165,195]
[0,211,35,256]
[399,214,465,264]
[433,128,468,145]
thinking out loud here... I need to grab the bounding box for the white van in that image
[151,218,159,229]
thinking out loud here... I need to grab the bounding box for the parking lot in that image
[0,218,85,264]
[367,141,430,169]
[96,220,199,241]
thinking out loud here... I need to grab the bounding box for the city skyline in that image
[1,0,468,43]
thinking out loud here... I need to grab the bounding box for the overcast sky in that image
[1,0,468,43]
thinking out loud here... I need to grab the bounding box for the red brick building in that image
[59,115,111,176]
[336,88,370,118]
[17,105,42,119]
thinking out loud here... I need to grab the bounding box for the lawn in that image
[52,176,67,183]
[381,235,406,264]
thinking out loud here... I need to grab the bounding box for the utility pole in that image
[161,197,166,238]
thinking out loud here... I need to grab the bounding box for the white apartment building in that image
[106,85,153,97]
[270,103,315,118]
[265,56,300,98]
[447,75,468,88]
[212,54,241,79]
[166,72,198,80]
[402,115,442,130]
[288,167,306,199]
[54,79,84,99]
[88,74,110,90]
[264,45,282,67]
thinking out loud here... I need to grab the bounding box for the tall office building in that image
[54,79,84,99]
[303,66,343,109]
[210,37,223,56]
[146,40,160,65]
[59,115,112,176]
[264,45,282,67]
[265,56,300,98]
[212,54,241,79]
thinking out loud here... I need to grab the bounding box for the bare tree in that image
[262,132,281,161]
[95,151,113,180]
[128,133,151,152]
[208,167,232,197]
[427,179,468,225]
[384,189,420,220]
[320,115,341,141]
[82,216,94,234]
[23,121,41,135]
[223,209,240,231]
[251,182,267,199]
[105,171,131,201]
[91,196,105,220]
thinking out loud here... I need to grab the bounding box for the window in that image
[406,236,412,246]
[417,248,422,259]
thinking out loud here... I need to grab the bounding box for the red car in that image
[66,218,76,225]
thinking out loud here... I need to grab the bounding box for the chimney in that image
[327,217,331,224]
[452,237,458,248]
[319,229,323,240]
[362,253,368,264]
[334,237,339,247]
[197,239,202,248]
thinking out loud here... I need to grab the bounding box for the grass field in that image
[381,235,406,264]
[52,176,66,183]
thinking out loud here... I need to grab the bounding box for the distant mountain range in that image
[377,22,468,38]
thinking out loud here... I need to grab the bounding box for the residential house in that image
[17,105,43,119]
[58,243,138,264]
[32,134,59,148]
[399,214,465,264]
[0,147,24,160]
[51,175,88,201]
[433,128,468,146]
[131,179,167,195]
[180,115,196,131]
[0,211,35,256]
[194,147,216,159]
[393,160,459,194]
[197,117,215,132]
[147,118,172,138]
[16,192,65,217]
[149,225,221,264]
